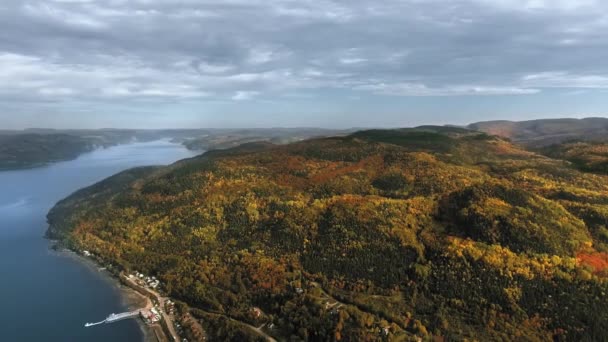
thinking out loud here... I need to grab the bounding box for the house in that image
[140,308,162,325]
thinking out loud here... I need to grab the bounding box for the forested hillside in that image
[48,127,608,341]
[539,141,608,175]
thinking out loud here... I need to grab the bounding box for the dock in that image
[84,310,141,327]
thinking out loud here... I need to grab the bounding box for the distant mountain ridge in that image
[0,128,350,171]
[468,117,608,147]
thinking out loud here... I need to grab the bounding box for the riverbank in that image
[0,139,198,341]
[54,248,157,342]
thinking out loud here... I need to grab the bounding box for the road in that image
[193,309,277,342]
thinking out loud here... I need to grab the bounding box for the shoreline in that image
[0,138,187,173]
[53,247,157,342]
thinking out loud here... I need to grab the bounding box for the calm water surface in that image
[0,140,199,341]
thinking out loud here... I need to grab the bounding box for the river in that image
[0,140,199,341]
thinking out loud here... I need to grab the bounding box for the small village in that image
[81,250,395,341]
[141,307,162,325]
[79,247,189,342]
[128,271,161,290]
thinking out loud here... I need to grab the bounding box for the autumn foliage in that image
[48,127,608,341]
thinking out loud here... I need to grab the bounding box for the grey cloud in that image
[1,0,608,106]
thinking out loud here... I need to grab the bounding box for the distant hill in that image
[181,128,352,151]
[0,134,97,170]
[0,128,351,171]
[48,126,608,341]
[468,117,608,147]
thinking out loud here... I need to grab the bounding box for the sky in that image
[1,0,608,129]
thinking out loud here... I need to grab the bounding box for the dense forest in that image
[539,141,608,175]
[48,126,608,341]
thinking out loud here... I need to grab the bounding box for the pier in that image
[85,310,141,327]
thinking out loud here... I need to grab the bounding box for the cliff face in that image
[48,127,608,341]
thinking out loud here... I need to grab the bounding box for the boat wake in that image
[0,198,29,211]
[84,320,105,327]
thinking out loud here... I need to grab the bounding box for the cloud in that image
[339,58,367,65]
[0,0,608,124]
[522,72,608,88]
[232,91,259,101]
[356,83,540,96]
[473,0,600,11]
[22,2,108,30]
[0,52,210,100]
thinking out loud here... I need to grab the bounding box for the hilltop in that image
[47,126,608,341]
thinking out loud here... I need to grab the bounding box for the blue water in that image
[0,140,199,341]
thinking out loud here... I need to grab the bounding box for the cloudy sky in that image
[1,0,608,128]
